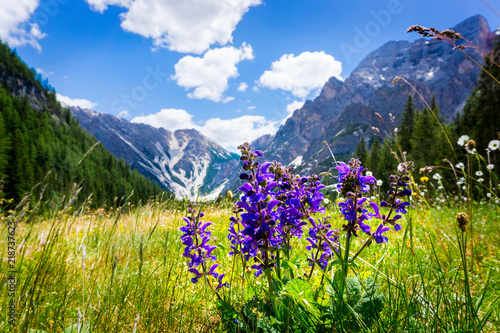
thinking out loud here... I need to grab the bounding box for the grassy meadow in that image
[1,192,499,332]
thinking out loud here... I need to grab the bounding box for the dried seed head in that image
[465,139,476,151]
[393,76,404,84]
[456,212,469,232]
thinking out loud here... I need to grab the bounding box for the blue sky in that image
[1,0,499,152]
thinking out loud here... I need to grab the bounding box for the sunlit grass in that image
[1,196,499,332]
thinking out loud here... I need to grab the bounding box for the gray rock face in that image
[0,65,49,110]
[254,15,494,176]
[71,107,239,199]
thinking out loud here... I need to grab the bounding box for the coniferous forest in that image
[0,41,169,209]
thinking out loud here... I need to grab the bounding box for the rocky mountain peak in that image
[250,15,494,178]
[72,107,238,199]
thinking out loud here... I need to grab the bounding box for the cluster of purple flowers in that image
[181,146,414,289]
[306,216,340,270]
[227,143,329,276]
[180,203,227,289]
[335,158,414,244]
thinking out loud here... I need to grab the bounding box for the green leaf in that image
[283,278,320,317]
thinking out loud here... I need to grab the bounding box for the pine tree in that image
[355,136,368,165]
[398,95,415,155]
[368,138,381,177]
[410,98,445,168]
[467,36,500,165]
[0,111,9,179]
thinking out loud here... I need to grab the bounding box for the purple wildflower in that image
[180,203,226,288]
[306,217,340,270]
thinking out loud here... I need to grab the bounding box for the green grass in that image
[0,196,499,332]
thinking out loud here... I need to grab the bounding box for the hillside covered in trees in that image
[0,40,170,209]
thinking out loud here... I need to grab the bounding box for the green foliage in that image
[218,278,323,333]
[0,40,170,208]
[410,96,445,168]
[367,138,381,176]
[455,35,500,169]
[399,95,415,155]
[355,136,368,165]
[0,85,168,209]
[324,276,384,330]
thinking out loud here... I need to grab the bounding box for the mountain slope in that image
[71,107,239,199]
[0,40,168,207]
[258,15,494,175]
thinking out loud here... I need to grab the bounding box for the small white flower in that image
[487,164,494,170]
[459,177,465,182]
[476,171,483,177]
[432,173,442,180]
[438,185,444,190]
[467,148,477,154]
[436,206,441,210]
[496,199,499,204]
[487,193,492,198]
[323,198,330,204]
[455,162,464,169]
[477,178,484,182]
[420,192,425,196]
[376,180,383,186]
[366,171,373,176]
[370,196,376,201]
[462,186,467,190]
[458,135,470,146]
[398,163,405,171]
[457,181,463,185]
[488,140,500,151]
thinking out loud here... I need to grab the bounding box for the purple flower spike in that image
[374,224,390,244]
[229,143,329,277]
[181,203,227,288]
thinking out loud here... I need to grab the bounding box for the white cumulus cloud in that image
[87,0,261,54]
[0,0,46,51]
[172,43,254,102]
[286,100,305,118]
[116,110,129,118]
[237,82,248,92]
[200,115,277,151]
[85,0,132,13]
[258,51,342,98]
[132,109,278,152]
[131,108,197,132]
[56,94,98,109]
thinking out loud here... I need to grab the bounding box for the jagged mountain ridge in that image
[71,107,239,199]
[255,15,494,177]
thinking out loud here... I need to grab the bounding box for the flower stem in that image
[349,237,373,263]
[307,247,322,280]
